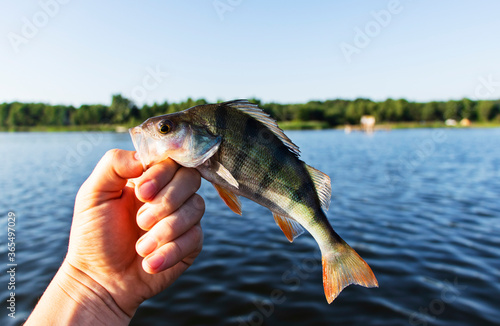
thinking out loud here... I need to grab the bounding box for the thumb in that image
[83,149,144,194]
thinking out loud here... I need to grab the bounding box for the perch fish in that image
[129,100,378,303]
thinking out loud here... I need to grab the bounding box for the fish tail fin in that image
[322,235,378,303]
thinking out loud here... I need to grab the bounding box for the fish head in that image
[130,111,221,169]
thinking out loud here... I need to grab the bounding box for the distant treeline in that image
[1,94,499,128]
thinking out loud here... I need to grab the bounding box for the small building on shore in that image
[460,118,471,127]
[360,115,376,133]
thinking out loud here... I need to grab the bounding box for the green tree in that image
[42,105,68,126]
[394,99,411,121]
[345,102,360,124]
[261,103,293,121]
[444,101,461,120]
[0,103,10,127]
[477,101,495,121]
[109,94,134,123]
[422,102,439,121]
[7,103,39,126]
[460,98,475,120]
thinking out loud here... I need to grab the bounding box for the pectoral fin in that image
[214,161,239,188]
[213,183,242,215]
[273,213,304,242]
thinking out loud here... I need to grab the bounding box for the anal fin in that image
[213,183,242,215]
[273,213,304,242]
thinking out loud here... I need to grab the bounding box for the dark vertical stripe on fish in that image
[215,105,228,130]
[254,159,284,200]
[243,116,261,140]
[283,182,312,213]
[293,184,310,204]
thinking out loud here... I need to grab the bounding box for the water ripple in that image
[1,129,499,326]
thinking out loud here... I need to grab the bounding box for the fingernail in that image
[138,210,155,230]
[134,152,140,161]
[137,237,157,256]
[139,180,156,200]
[146,254,164,270]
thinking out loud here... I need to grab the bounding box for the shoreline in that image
[0,121,499,132]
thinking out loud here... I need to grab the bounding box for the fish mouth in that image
[129,126,151,170]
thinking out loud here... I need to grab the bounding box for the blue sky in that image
[1,0,500,106]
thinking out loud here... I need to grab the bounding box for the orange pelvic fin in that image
[273,213,304,242]
[213,183,242,215]
[322,240,378,303]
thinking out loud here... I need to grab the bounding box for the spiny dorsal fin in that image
[213,183,242,215]
[224,100,301,157]
[305,164,331,211]
[273,213,305,242]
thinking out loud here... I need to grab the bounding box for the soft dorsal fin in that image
[305,164,332,211]
[224,100,301,157]
[273,213,305,242]
[213,183,242,215]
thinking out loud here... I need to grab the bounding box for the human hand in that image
[59,149,204,320]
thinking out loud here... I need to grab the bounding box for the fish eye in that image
[158,120,173,134]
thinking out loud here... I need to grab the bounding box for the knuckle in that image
[160,216,176,237]
[172,241,184,259]
[161,190,175,212]
[193,225,204,252]
[190,194,205,213]
[105,148,121,161]
[180,168,201,191]
[190,224,204,249]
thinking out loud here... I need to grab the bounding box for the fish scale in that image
[211,112,306,210]
[130,99,378,303]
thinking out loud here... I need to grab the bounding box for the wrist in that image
[26,260,133,326]
[61,261,135,321]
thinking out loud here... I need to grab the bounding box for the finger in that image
[136,194,205,257]
[82,149,143,194]
[135,158,180,202]
[137,167,201,230]
[142,223,203,274]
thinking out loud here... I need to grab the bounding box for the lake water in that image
[1,128,499,326]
